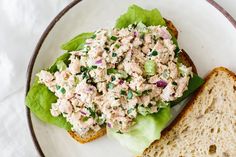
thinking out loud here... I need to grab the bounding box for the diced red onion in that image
[119,79,124,85]
[134,31,138,37]
[107,123,112,128]
[80,111,86,115]
[156,80,167,88]
[86,87,94,93]
[95,59,102,64]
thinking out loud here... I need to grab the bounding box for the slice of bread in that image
[68,127,106,144]
[142,67,236,157]
[164,18,178,39]
[67,19,197,144]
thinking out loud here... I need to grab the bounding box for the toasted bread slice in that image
[68,20,196,144]
[68,127,106,144]
[142,67,236,157]
[164,18,178,39]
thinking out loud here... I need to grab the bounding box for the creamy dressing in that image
[37,23,192,136]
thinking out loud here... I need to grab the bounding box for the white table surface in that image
[0,0,235,156]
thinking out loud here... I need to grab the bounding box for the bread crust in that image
[164,18,178,39]
[143,67,236,155]
[68,127,106,144]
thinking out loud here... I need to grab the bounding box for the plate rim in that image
[25,0,236,156]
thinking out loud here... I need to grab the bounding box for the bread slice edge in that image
[142,67,236,155]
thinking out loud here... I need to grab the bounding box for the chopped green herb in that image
[172,81,177,85]
[147,103,152,108]
[82,72,89,79]
[142,89,152,95]
[112,52,117,57]
[151,50,158,56]
[104,47,109,51]
[115,44,120,48]
[82,46,90,53]
[125,75,132,82]
[127,108,134,114]
[56,85,61,90]
[111,76,116,81]
[117,70,128,78]
[127,90,133,99]
[134,90,142,96]
[91,65,97,69]
[107,68,118,75]
[82,117,89,122]
[111,36,118,41]
[96,117,104,124]
[91,34,96,39]
[107,82,114,89]
[120,90,126,96]
[140,32,145,39]
[156,100,169,108]
[74,77,79,84]
[60,87,66,94]
[80,66,87,72]
[174,46,180,56]
[88,108,96,118]
[116,130,123,134]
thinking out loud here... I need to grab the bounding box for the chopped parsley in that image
[142,89,152,95]
[111,36,118,41]
[127,108,134,114]
[60,87,66,94]
[55,85,66,94]
[107,82,114,89]
[134,90,142,96]
[120,90,126,96]
[82,72,89,79]
[107,68,118,75]
[88,107,96,118]
[115,44,120,49]
[56,85,61,90]
[80,66,87,72]
[151,50,158,56]
[91,65,97,69]
[125,75,132,82]
[82,117,89,122]
[91,34,96,39]
[127,90,133,99]
[172,81,177,85]
[112,52,117,57]
[116,130,123,134]
[111,75,116,81]
[104,47,109,51]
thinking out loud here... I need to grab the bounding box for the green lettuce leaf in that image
[115,4,166,28]
[49,52,71,73]
[61,32,94,52]
[107,105,172,155]
[26,79,72,130]
[26,54,73,130]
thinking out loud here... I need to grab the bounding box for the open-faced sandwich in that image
[26,5,205,156]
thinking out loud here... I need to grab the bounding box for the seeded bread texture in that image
[142,67,236,157]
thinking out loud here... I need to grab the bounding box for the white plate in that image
[26,0,236,157]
